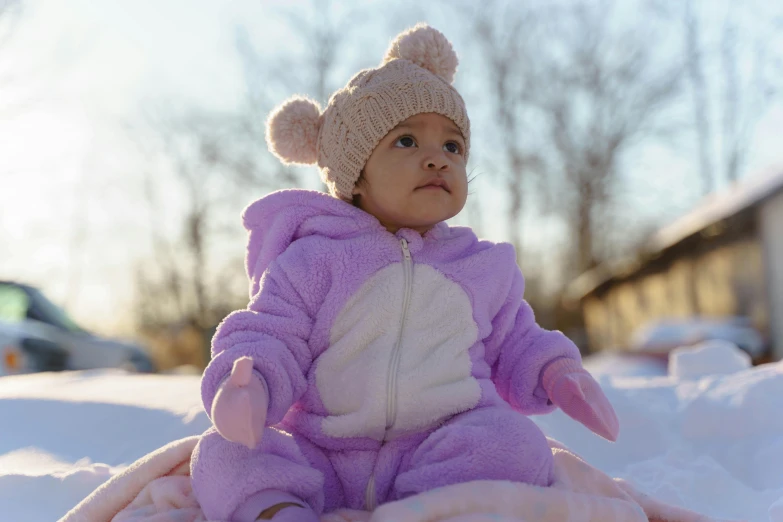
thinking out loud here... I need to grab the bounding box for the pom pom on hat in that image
[266,96,322,165]
[383,23,458,84]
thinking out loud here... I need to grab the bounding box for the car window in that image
[0,284,30,323]
[27,288,87,334]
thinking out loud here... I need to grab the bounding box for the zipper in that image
[364,238,413,511]
[386,239,412,431]
[364,473,377,512]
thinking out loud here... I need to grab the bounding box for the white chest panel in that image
[317,262,481,440]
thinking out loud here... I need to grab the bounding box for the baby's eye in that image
[444,141,461,154]
[394,136,416,148]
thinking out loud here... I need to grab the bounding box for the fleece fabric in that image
[192,189,581,520]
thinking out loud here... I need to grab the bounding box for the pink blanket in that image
[60,437,736,522]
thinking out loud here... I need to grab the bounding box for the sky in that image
[0,0,782,336]
[0,0,320,333]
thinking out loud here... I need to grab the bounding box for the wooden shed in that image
[566,168,783,361]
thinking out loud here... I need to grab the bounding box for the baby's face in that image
[352,112,468,234]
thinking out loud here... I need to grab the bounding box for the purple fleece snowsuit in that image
[191,189,581,520]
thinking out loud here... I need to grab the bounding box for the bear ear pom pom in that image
[266,97,322,165]
[383,23,458,84]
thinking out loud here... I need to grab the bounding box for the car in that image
[0,281,155,376]
[629,316,766,361]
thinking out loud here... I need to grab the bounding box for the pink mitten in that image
[211,356,269,449]
[542,358,620,442]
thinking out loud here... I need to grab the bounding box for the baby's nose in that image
[423,153,449,170]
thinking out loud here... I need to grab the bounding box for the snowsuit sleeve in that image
[200,255,314,426]
[487,266,582,415]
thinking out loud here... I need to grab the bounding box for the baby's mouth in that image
[416,179,450,193]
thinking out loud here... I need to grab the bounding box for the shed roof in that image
[566,167,783,302]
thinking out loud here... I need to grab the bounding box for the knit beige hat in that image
[265,24,470,201]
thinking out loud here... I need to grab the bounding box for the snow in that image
[538,343,783,521]
[0,370,211,522]
[583,350,669,378]
[2,347,783,522]
[668,340,752,379]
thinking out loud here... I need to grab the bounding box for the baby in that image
[191,24,619,522]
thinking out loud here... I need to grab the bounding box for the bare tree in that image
[683,0,714,194]
[472,0,683,280]
[126,3,372,367]
[719,2,781,183]
[720,3,740,184]
[129,108,251,368]
[544,1,683,274]
[472,2,544,260]
[678,0,782,190]
[228,0,367,191]
[293,0,348,106]
[229,26,304,190]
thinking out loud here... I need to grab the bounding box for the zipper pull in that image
[400,238,411,260]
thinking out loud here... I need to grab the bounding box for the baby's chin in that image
[396,210,463,232]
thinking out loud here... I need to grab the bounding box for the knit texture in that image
[266,24,470,201]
